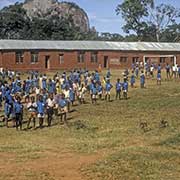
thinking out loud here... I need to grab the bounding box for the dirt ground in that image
[0,150,103,180]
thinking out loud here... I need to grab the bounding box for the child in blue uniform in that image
[157,72,161,85]
[122,80,128,99]
[59,94,67,124]
[140,71,145,88]
[14,96,23,130]
[130,72,135,88]
[37,95,46,128]
[115,78,121,100]
[105,80,113,101]
[4,99,11,127]
[165,63,171,79]
[69,88,75,105]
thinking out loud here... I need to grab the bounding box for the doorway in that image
[104,56,108,68]
[45,56,50,69]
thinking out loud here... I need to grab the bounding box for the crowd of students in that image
[0,61,179,130]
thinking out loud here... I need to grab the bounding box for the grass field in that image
[0,70,180,180]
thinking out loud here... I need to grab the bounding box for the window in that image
[120,57,128,63]
[91,52,98,63]
[59,54,64,64]
[160,57,166,63]
[16,52,24,64]
[132,57,139,63]
[78,51,85,63]
[31,52,38,64]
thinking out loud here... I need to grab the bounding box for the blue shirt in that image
[14,102,23,114]
[4,102,11,115]
[97,85,103,92]
[48,82,54,93]
[131,75,135,84]
[59,99,67,108]
[140,74,145,84]
[42,79,47,89]
[37,101,45,114]
[157,73,161,79]
[157,66,161,73]
[92,86,97,95]
[69,90,75,101]
[116,82,121,91]
[105,83,113,91]
[123,82,128,91]
[94,72,100,82]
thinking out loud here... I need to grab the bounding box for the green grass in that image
[0,70,180,179]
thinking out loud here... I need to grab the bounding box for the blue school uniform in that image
[140,74,145,85]
[4,101,11,117]
[135,67,139,77]
[89,83,94,92]
[5,90,13,104]
[116,82,121,92]
[69,89,75,102]
[105,83,113,92]
[14,101,23,114]
[15,84,22,93]
[25,79,31,94]
[123,82,128,91]
[178,67,180,75]
[97,85,103,93]
[34,78,39,88]
[157,73,161,79]
[92,85,97,95]
[42,93,47,104]
[48,81,54,93]
[37,101,45,115]
[1,85,6,99]
[52,80,56,92]
[94,72,100,82]
[12,81,16,90]
[42,79,47,89]
[157,65,161,73]
[130,75,135,85]
[59,99,67,108]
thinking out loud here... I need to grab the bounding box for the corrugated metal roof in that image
[0,40,180,52]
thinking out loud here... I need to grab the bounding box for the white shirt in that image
[46,98,55,108]
[27,102,37,112]
[172,66,176,72]
[64,90,70,99]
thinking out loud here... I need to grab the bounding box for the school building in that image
[0,40,180,71]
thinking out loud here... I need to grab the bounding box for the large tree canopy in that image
[116,0,180,42]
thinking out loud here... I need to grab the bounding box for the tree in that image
[161,24,180,42]
[116,0,154,39]
[0,3,30,39]
[116,0,180,42]
[149,4,180,42]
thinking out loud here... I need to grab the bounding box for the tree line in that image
[0,1,179,42]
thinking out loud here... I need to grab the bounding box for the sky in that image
[0,0,179,34]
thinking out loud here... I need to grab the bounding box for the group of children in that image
[0,62,177,130]
[0,69,130,130]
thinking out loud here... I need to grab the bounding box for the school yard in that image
[0,70,180,180]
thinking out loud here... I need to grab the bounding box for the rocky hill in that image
[23,0,90,32]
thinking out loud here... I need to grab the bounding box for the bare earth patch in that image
[0,151,102,180]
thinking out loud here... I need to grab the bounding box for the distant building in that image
[0,40,179,71]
